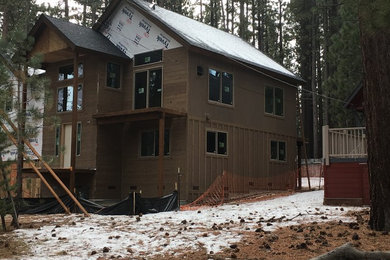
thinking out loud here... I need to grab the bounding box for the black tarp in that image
[17,191,179,215]
[18,196,104,214]
[97,191,179,215]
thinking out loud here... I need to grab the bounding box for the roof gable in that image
[95,0,302,83]
[98,1,183,57]
[29,14,129,60]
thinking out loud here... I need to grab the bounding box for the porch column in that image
[70,52,79,193]
[158,112,165,196]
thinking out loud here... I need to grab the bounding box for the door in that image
[62,124,72,168]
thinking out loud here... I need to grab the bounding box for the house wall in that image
[184,51,298,201]
[42,55,100,169]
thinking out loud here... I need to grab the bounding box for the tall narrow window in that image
[134,68,162,109]
[76,122,82,156]
[55,126,60,156]
[208,68,233,105]
[206,130,228,155]
[107,63,121,88]
[265,86,284,116]
[140,129,170,157]
[270,140,286,161]
[57,85,82,112]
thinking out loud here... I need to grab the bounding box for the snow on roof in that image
[131,0,301,82]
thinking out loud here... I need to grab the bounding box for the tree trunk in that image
[64,0,69,19]
[311,2,318,159]
[278,0,283,65]
[359,3,390,231]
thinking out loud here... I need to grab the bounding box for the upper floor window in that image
[265,86,284,116]
[209,69,233,105]
[57,84,82,112]
[58,63,83,81]
[134,68,162,109]
[106,63,121,88]
[270,140,286,161]
[134,50,163,66]
[206,130,227,155]
[140,129,170,157]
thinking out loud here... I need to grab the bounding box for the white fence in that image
[322,125,367,165]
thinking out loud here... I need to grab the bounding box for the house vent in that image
[197,66,203,76]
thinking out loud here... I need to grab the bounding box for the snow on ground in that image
[301,177,324,189]
[11,190,365,259]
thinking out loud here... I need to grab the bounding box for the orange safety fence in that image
[181,165,324,211]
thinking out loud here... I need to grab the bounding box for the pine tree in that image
[359,0,390,231]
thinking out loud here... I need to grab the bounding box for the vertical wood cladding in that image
[186,117,296,202]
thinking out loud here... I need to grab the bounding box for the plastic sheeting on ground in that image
[18,196,104,214]
[97,191,179,215]
[17,191,179,215]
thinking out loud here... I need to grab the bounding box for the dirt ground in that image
[0,194,389,259]
[155,210,390,260]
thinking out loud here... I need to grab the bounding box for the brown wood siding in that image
[94,124,122,199]
[162,48,188,112]
[120,117,187,199]
[186,117,296,202]
[324,162,370,206]
[187,51,297,137]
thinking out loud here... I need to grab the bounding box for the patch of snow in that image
[12,190,365,259]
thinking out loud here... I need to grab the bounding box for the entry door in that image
[62,124,72,168]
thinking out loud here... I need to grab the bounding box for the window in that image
[106,63,121,88]
[134,50,163,66]
[270,140,286,161]
[206,130,227,155]
[265,86,284,116]
[55,126,60,156]
[140,129,169,157]
[76,122,82,156]
[57,84,83,112]
[0,87,13,112]
[134,68,162,109]
[208,69,233,105]
[58,64,83,81]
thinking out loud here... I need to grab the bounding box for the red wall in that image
[324,162,370,206]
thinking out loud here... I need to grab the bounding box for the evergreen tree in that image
[323,0,363,127]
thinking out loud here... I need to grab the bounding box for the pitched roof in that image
[31,14,129,59]
[129,0,302,82]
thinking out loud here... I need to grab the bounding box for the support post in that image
[322,125,330,166]
[70,52,79,193]
[0,111,89,216]
[158,113,165,196]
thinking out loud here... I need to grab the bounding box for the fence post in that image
[322,125,330,166]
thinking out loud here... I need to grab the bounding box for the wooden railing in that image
[322,125,367,165]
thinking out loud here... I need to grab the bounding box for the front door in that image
[62,124,72,168]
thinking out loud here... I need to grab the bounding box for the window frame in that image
[270,140,287,162]
[139,128,170,158]
[106,62,122,89]
[206,129,228,156]
[133,67,163,110]
[208,67,234,107]
[264,86,284,117]
[76,122,82,156]
[58,63,83,82]
[134,49,163,67]
[56,84,83,113]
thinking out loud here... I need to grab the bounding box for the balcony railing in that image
[322,125,367,165]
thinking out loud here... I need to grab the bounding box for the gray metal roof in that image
[42,14,129,59]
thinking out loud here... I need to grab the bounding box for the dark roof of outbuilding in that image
[31,14,129,59]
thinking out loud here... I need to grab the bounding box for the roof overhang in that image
[345,83,364,112]
[93,107,187,125]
